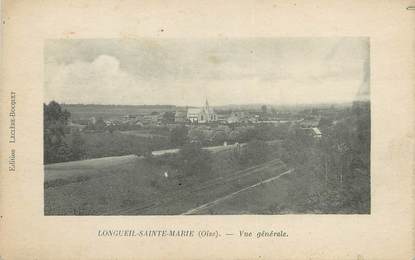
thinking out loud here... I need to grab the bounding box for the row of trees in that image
[151,137,274,182]
[169,124,289,147]
[84,132,168,159]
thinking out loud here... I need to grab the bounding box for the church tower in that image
[203,97,217,122]
[204,98,210,112]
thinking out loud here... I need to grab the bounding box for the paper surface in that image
[0,0,414,259]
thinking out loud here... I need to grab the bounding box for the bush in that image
[70,129,86,160]
[80,132,169,159]
[239,139,270,166]
[147,143,213,177]
[170,125,188,147]
[177,142,213,176]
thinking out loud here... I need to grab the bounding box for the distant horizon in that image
[50,99,368,108]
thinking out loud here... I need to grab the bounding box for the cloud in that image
[45,55,142,104]
[45,54,365,106]
[44,38,369,105]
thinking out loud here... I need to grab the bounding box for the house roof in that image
[175,111,187,117]
[311,127,322,135]
[187,108,202,115]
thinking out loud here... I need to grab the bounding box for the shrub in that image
[170,125,188,146]
[239,139,270,166]
[177,142,213,176]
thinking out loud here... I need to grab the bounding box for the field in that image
[119,130,168,139]
[62,104,176,120]
[44,155,139,183]
[44,148,292,215]
[68,131,171,159]
[120,159,290,215]
[189,172,299,214]
[44,157,175,215]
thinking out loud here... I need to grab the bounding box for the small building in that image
[66,121,87,133]
[248,116,258,124]
[311,127,322,139]
[300,117,320,128]
[135,121,144,127]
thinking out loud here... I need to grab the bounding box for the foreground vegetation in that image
[279,102,370,213]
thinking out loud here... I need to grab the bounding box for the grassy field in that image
[136,160,290,215]
[44,157,177,215]
[190,172,298,214]
[69,131,170,159]
[44,155,139,184]
[44,147,292,215]
[119,130,169,139]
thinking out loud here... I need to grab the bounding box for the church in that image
[186,99,217,124]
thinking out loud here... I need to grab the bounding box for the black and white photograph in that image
[43,38,370,215]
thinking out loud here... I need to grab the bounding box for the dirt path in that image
[182,169,294,215]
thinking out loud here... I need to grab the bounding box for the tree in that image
[85,120,96,130]
[177,142,212,176]
[107,124,116,134]
[170,125,188,147]
[212,130,228,145]
[240,139,270,165]
[229,129,242,143]
[44,101,71,163]
[95,117,106,131]
[261,105,268,115]
[55,142,73,163]
[71,129,86,160]
[162,111,175,124]
[44,101,70,125]
[187,128,209,145]
[318,117,333,128]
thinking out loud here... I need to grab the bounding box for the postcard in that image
[1,0,413,259]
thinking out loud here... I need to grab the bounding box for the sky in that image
[44,38,370,106]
